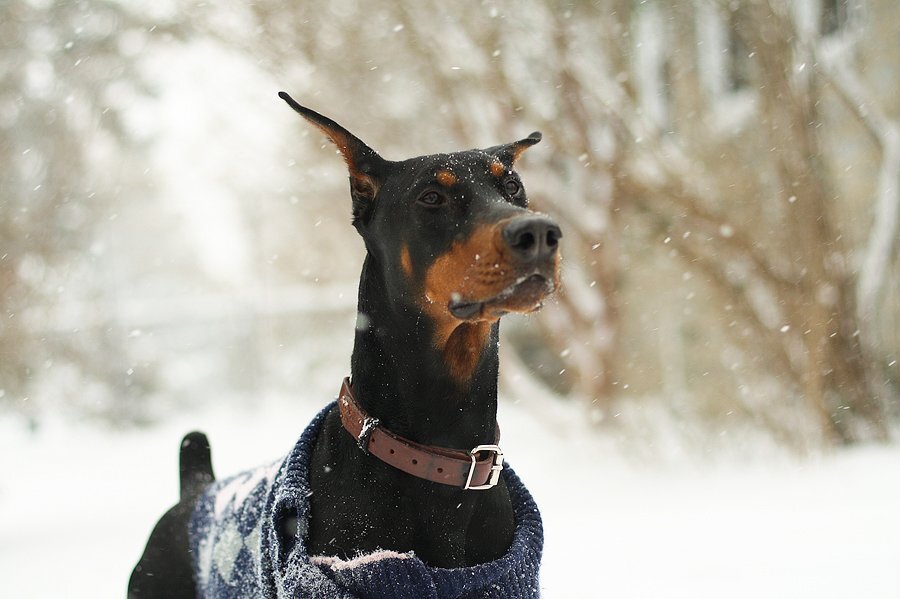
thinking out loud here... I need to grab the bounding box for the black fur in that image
[129,95,560,594]
[128,432,214,597]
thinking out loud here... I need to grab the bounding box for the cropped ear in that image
[279,92,387,224]
[485,131,542,168]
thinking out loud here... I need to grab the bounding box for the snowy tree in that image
[603,0,896,445]
[0,1,182,421]
[4,0,895,445]
[188,0,897,446]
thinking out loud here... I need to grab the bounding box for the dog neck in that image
[349,255,500,450]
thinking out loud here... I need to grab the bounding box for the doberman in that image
[128,94,561,596]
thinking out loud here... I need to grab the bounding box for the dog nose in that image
[502,215,562,262]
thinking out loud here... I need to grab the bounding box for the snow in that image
[2,396,899,598]
[6,6,899,597]
[313,550,413,572]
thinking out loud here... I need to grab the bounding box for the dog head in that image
[280,93,561,383]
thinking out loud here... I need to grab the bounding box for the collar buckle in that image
[464,444,504,490]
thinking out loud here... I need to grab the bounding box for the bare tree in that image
[178,0,899,445]
[639,0,892,444]
[386,0,894,444]
[1,1,183,422]
[578,0,894,444]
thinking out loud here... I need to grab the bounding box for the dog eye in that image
[417,191,444,206]
[503,178,522,197]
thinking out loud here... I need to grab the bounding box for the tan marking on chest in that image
[443,321,493,384]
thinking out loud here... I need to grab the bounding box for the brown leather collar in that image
[337,378,505,490]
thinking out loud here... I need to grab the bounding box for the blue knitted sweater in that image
[189,403,544,598]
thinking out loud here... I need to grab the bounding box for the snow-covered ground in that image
[2,394,898,598]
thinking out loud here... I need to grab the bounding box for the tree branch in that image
[816,50,900,325]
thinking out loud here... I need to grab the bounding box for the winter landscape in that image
[2,1,899,597]
[4,388,900,598]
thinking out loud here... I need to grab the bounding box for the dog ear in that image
[486,131,542,168]
[279,92,387,223]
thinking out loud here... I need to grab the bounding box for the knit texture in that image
[189,402,544,598]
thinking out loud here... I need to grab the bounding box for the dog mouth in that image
[448,273,555,320]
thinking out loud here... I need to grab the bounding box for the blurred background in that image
[2,1,899,597]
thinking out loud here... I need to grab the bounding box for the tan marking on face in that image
[489,159,506,178]
[507,135,541,165]
[424,225,505,325]
[435,169,458,187]
[421,218,560,385]
[306,122,379,198]
[400,244,413,278]
[421,224,508,385]
[510,144,530,164]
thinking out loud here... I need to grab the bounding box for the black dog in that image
[129,94,561,597]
